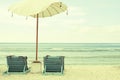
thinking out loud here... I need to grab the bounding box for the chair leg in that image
[23,65,26,73]
[7,65,9,74]
[43,66,46,74]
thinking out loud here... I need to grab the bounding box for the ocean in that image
[0,43,120,65]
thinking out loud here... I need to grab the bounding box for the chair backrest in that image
[44,56,64,72]
[45,57,61,64]
[7,55,28,72]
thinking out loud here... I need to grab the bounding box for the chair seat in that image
[45,65,62,72]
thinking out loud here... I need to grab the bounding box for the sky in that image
[0,0,120,43]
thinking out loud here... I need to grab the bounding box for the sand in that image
[1,64,120,80]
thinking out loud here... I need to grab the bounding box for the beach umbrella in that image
[9,0,67,62]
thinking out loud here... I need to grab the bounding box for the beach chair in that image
[6,55,30,74]
[43,55,64,74]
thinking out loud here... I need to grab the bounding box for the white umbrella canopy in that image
[9,0,67,17]
[9,0,67,62]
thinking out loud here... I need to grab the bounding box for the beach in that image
[1,64,120,80]
[0,43,120,80]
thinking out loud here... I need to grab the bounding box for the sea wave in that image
[0,48,120,52]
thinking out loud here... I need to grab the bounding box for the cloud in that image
[36,24,120,43]
[69,25,120,34]
[68,6,87,16]
[62,25,120,43]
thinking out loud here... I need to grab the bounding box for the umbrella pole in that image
[36,14,39,61]
[33,14,40,63]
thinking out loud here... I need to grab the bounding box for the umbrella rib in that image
[47,8,52,16]
[51,3,65,12]
[50,6,59,14]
